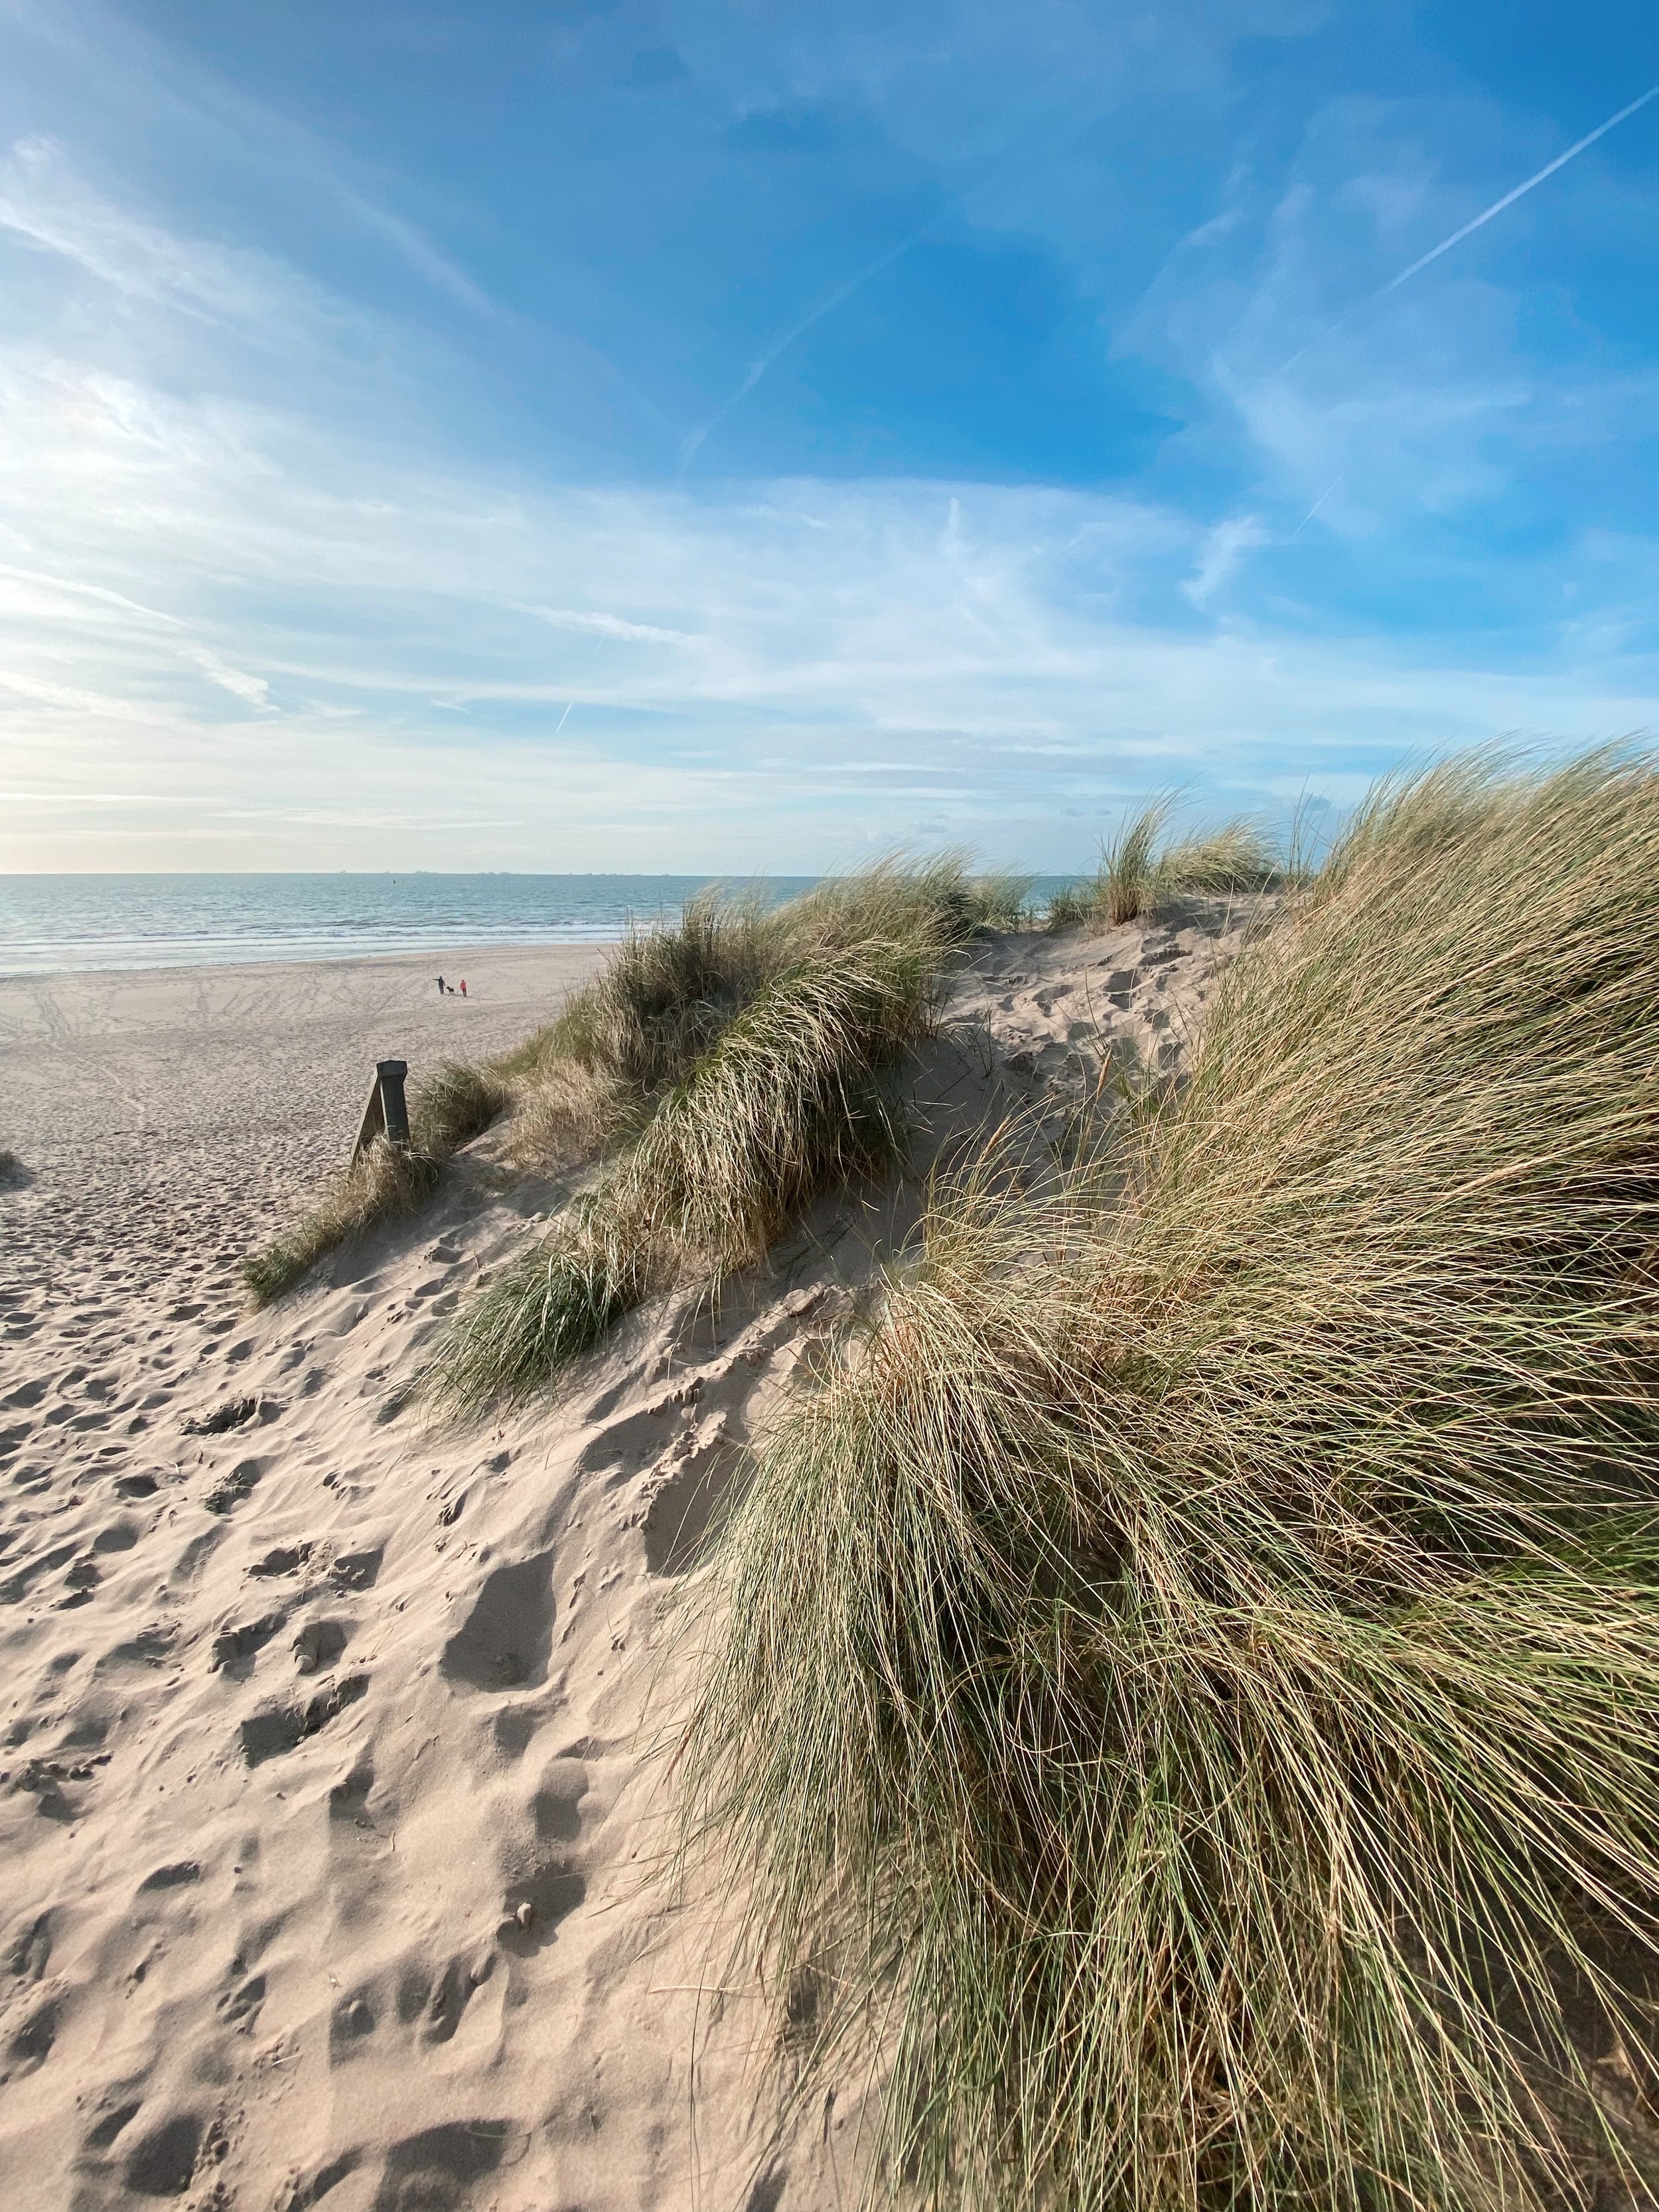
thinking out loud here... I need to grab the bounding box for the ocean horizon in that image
[0,871,1076,979]
[0,871,816,978]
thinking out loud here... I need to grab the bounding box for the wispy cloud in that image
[1265,79,1659,380]
[5,325,1654,870]
[530,607,695,645]
[1181,514,1267,605]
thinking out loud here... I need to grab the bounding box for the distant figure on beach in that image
[435,975,446,996]
[459,979,467,997]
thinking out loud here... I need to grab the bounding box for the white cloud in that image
[1125,89,1659,552]
[0,134,335,336]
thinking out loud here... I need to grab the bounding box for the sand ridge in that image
[0,910,1254,2210]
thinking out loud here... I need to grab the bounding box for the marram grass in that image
[682,751,1659,2211]
[1048,798,1284,930]
[429,929,943,1408]
[409,1058,514,1155]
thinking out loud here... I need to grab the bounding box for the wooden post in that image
[351,1059,410,1162]
[377,1060,411,1147]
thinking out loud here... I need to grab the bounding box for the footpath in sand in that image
[0,911,1255,2212]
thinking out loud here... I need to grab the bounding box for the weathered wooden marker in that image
[351,1058,411,1163]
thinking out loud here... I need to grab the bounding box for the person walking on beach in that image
[435,975,447,997]
[459,979,467,997]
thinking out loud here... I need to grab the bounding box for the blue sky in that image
[2,0,1658,871]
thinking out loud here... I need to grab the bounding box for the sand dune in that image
[0,913,1250,2210]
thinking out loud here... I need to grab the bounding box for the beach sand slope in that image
[0,914,1247,2211]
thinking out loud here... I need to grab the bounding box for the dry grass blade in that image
[684,747,1659,2211]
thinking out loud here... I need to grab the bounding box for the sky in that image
[2,1,1658,873]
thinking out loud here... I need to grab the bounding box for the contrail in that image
[678,208,954,474]
[553,700,574,733]
[1288,476,1343,539]
[1276,80,1659,376]
[1378,79,1659,296]
[678,92,1111,474]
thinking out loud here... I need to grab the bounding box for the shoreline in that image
[0,932,630,984]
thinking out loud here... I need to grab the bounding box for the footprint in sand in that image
[291,1617,350,1674]
[329,1985,379,2059]
[135,1860,200,1893]
[439,1552,555,1693]
[247,1541,313,1580]
[216,1965,267,2029]
[3,1994,60,2078]
[121,2111,210,2198]
[211,1611,287,1675]
[80,2093,144,2154]
[202,1457,265,1514]
[238,1672,368,1765]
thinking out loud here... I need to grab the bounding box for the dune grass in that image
[409,1059,514,1154]
[531,886,783,1094]
[1048,798,1284,930]
[682,749,1659,2211]
[428,860,1010,1408]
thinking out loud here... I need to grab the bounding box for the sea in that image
[0,873,820,978]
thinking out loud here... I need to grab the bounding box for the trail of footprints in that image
[0,1203,830,2203]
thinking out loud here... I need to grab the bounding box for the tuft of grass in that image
[786,853,1035,952]
[492,861,1025,1177]
[408,1058,513,1154]
[244,1137,440,1306]
[430,930,942,1409]
[1050,799,1283,930]
[429,857,1013,1408]
[430,1191,650,1402]
[532,886,781,1096]
[0,1147,19,1185]
[1097,792,1175,923]
[683,748,1659,2212]
[1159,816,1285,895]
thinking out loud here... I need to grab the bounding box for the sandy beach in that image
[0,948,609,1317]
[0,917,1242,2211]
